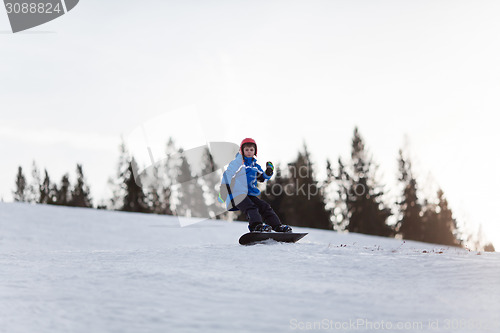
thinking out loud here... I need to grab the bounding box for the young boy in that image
[219,138,292,233]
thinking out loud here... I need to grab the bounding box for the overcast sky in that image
[1,0,499,248]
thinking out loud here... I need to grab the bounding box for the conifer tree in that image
[162,138,180,215]
[147,187,162,214]
[121,159,149,213]
[200,146,219,218]
[423,189,461,246]
[109,139,172,215]
[323,159,339,229]
[143,165,164,214]
[172,149,190,216]
[39,169,56,204]
[56,174,71,206]
[71,164,92,208]
[28,161,41,203]
[397,149,425,241]
[108,140,131,210]
[261,164,289,224]
[160,183,173,215]
[335,127,393,236]
[484,243,495,252]
[13,166,28,202]
[142,159,173,215]
[332,157,350,231]
[174,149,208,217]
[280,143,331,229]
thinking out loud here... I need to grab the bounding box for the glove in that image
[265,161,274,176]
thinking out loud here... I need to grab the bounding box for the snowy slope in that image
[0,202,498,333]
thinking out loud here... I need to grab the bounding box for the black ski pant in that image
[235,195,281,229]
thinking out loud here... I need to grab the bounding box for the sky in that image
[1,0,499,248]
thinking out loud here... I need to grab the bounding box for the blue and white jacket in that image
[220,153,272,210]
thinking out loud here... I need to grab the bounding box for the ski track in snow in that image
[0,202,499,333]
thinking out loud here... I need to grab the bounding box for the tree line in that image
[13,162,92,208]
[11,128,495,252]
[261,127,494,252]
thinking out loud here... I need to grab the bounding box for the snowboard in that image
[239,232,308,245]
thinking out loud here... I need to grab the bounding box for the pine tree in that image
[108,140,131,210]
[484,243,495,252]
[144,168,163,214]
[163,138,180,215]
[141,161,171,215]
[423,189,461,247]
[200,146,220,219]
[172,149,189,216]
[280,143,331,229]
[121,159,149,213]
[174,149,208,218]
[161,186,173,215]
[397,149,425,241]
[71,164,92,208]
[39,169,57,204]
[332,157,350,231]
[13,166,28,202]
[147,186,163,214]
[335,127,393,236]
[56,174,71,206]
[323,159,338,229]
[261,164,289,224]
[28,161,41,203]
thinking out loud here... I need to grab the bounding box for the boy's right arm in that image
[221,158,243,184]
[219,158,242,201]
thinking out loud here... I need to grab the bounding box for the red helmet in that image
[240,138,257,155]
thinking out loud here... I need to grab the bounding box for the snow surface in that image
[0,202,498,333]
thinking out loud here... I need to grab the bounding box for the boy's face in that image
[242,145,255,157]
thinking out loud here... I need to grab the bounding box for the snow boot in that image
[273,224,293,233]
[248,223,272,232]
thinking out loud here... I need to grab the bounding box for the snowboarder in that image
[218,138,292,233]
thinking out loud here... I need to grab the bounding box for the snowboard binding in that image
[248,223,272,232]
[273,225,293,233]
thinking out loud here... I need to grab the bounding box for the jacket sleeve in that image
[222,157,243,184]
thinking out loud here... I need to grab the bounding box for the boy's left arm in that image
[257,161,274,182]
